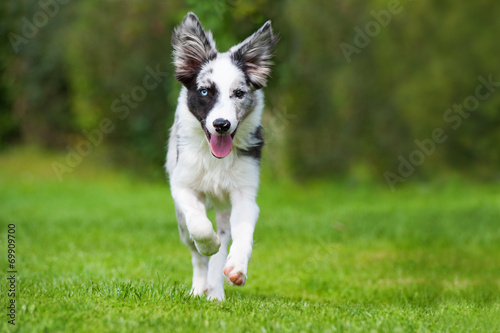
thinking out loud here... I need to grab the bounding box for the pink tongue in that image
[210,134,233,158]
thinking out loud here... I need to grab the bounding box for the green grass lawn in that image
[1,147,499,332]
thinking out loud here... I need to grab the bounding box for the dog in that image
[165,12,278,301]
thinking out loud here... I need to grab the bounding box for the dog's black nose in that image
[213,118,231,134]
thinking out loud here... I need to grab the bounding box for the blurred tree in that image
[62,0,178,175]
[1,0,75,148]
[1,0,499,181]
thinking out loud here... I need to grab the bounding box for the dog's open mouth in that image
[204,128,237,159]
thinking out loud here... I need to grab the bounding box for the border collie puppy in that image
[166,12,277,301]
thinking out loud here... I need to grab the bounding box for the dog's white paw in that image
[194,234,221,256]
[205,286,225,301]
[190,285,206,297]
[223,265,247,286]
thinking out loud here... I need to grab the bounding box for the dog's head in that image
[172,12,278,158]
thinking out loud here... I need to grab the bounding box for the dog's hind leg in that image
[176,207,209,296]
[189,248,209,296]
[206,210,231,301]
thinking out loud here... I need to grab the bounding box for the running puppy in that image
[166,13,278,300]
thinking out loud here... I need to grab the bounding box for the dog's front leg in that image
[223,192,259,286]
[172,187,221,256]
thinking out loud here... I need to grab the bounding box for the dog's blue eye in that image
[199,89,208,96]
[234,90,245,98]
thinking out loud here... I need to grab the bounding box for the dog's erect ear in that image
[230,21,279,89]
[172,13,217,86]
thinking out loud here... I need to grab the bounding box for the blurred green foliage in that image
[1,0,499,181]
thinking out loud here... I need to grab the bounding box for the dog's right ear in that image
[230,21,278,89]
[172,13,217,86]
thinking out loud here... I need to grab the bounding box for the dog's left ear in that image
[230,21,279,89]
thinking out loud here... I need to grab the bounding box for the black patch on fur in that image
[186,82,219,123]
[238,126,264,160]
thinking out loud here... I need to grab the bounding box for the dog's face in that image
[172,13,277,158]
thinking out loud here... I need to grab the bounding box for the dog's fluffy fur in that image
[166,13,277,300]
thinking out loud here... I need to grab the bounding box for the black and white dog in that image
[166,13,277,300]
